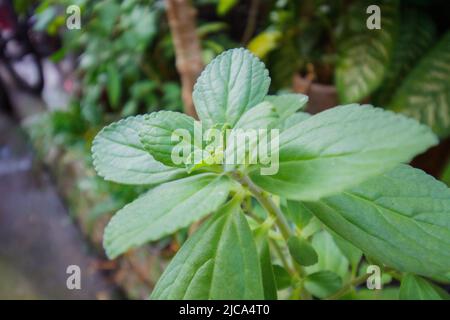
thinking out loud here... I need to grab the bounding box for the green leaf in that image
[335,0,398,103]
[139,111,198,167]
[399,274,449,300]
[217,0,238,16]
[441,162,450,187]
[197,22,228,38]
[304,271,342,299]
[388,31,450,138]
[353,288,399,300]
[375,9,436,104]
[272,265,292,290]
[151,199,264,299]
[282,199,313,229]
[257,239,278,300]
[229,94,308,131]
[304,164,450,277]
[250,104,437,201]
[106,64,121,109]
[358,262,392,286]
[232,101,279,130]
[264,94,308,120]
[225,96,308,171]
[287,236,318,266]
[95,1,120,32]
[305,230,349,280]
[92,115,185,185]
[281,112,311,130]
[103,173,233,259]
[193,48,270,128]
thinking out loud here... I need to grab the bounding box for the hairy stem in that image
[233,173,292,239]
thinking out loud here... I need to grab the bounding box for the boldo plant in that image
[92,48,450,300]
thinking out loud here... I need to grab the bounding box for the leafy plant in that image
[37,0,183,124]
[373,8,436,105]
[247,0,448,131]
[250,0,343,88]
[92,48,450,300]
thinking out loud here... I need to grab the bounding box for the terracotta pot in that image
[292,73,338,114]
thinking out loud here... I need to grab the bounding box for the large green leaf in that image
[335,0,398,103]
[250,104,437,201]
[375,9,436,105]
[151,200,264,299]
[92,115,185,185]
[399,274,449,300]
[304,165,450,277]
[193,48,270,128]
[139,111,198,167]
[103,173,233,259]
[388,31,450,138]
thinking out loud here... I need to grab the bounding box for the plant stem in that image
[231,172,306,281]
[325,273,370,300]
[232,173,292,240]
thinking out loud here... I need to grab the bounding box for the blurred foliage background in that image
[3,0,449,298]
[29,0,450,132]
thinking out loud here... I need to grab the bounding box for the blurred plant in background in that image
[246,0,449,135]
[10,0,449,299]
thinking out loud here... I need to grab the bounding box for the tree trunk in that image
[165,0,203,118]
